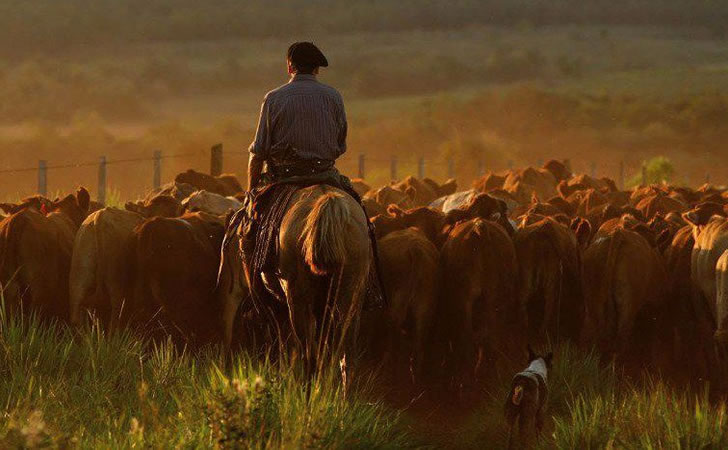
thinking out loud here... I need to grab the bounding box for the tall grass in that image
[451,343,727,449]
[0,306,411,448]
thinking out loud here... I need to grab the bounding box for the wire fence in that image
[0,144,697,204]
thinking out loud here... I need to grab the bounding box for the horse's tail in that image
[301,191,350,276]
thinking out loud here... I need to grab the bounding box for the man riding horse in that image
[218,42,384,357]
[247,42,345,191]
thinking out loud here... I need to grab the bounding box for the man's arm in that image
[337,94,347,156]
[247,94,272,189]
[248,153,265,190]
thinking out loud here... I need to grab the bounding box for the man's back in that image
[249,73,347,164]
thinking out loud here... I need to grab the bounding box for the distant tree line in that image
[1,0,727,56]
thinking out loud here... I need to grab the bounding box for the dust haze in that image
[2,0,728,199]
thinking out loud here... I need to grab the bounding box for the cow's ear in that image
[656,228,672,253]
[0,203,19,215]
[530,192,539,205]
[544,352,554,368]
[573,218,592,248]
[387,204,404,218]
[682,210,700,226]
[527,344,536,362]
[76,187,91,212]
[440,178,457,196]
[405,186,416,200]
[497,199,508,214]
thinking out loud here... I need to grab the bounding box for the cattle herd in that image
[2,161,728,388]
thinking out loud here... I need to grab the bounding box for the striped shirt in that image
[248,74,347,163]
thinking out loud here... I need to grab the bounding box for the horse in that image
[217,185,372,365]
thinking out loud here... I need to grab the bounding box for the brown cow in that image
[175,169,243,196]
[0,188,90,320]
[662,224,715,380]
[363,185,415,211]
[582,219,665,361]
[686,214,728,350]
[472,172,506,192]
[542,160,572,183]
[636,193,685,220]
[391,176,440,207]
[350,178,371,197]
[125,195,184,218]
[130,212,225,344]
[503,167,558,204]
[514,217,588,344]
[440,218,520,375]
[69,198,184,328]
[371,206,446,246]
[375,228,440,378]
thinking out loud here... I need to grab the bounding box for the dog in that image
[504,345,553,449]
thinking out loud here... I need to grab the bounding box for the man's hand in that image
[247,153,265,191]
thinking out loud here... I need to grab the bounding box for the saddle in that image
[224,168,386,312]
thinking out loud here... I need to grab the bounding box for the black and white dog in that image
[504,346,553,449]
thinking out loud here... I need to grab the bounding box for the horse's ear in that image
[387,204,404,218]
[527,344,536,362]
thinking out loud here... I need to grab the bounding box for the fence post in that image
[418,156,425,179]
[38,160,47,196]
[98,156,107,206]
[705,173,710,185]
[507,160,514,170]
[619,161,624,190]
[447,157,455,179]
[590,161,596,178]
[641,165,647,186]
[358,153,365,179]
[210,143,223,176]
[153,150,162,190]
[390,155,398,182]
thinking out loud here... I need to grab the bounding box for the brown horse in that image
[218,185,371,362]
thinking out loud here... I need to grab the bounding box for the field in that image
[4,309,728,448]
[2,9,728,198]
[3,2,728,448]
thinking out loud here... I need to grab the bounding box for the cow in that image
[472,172,507,193]
[635,192,685,220]
[182,190,242,217]
[130,212,225,344]
[503,167,558,204]
[439,218,520,377]
[686,213,728,355]
[444,193,515,236]
[662,224,715,381]
[514,216,588,344]
[175,169,243,196]
[350,178,371,197]
[581,218,666,363]
[391,176,442,207]
[143,181,198,203]
[363,185,416,211]
[371,206,446,246]
[69,197,184,328]
[374,227,440,380]
[542,160,572,183]
[125,194,184,218]
[0,188,90,321]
